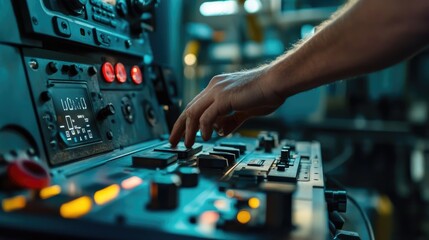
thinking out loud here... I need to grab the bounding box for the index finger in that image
[169,112,186,146]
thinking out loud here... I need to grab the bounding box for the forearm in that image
[266,0,429,99]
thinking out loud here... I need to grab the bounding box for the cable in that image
[347,194,375,240]
[324,143,354,173]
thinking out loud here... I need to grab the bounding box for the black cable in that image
[347,194,375,240]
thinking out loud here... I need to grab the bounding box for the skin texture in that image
[170,0,429,148]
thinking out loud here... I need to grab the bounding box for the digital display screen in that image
[51,84,101,148]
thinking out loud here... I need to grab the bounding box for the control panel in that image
[1,134,327,239]
[0,0,329,239]
[16,0,157,55]
[23,49,166,165]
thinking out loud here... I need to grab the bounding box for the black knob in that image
[106,130,114,140]
[130,0,154,15]
[178,167,199,187]
[88,66,98,76]
[263,136,275,153]
[280,146,291,163]
[98,103,116,120]
[47,62,58,73]
[147,174,181,210]
[116,0,128,16]
[63,0,88,15]
[40,91,52,102]
[69,64,79,76]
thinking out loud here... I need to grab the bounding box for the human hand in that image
[169,66,285,148]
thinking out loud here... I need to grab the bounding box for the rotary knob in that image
[147,174,181,210]
[98,103,116,120]
[69,64,79,76]
[63,0,88,15]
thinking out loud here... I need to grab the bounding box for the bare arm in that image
[170,0,429,148]
[266,0,429,99]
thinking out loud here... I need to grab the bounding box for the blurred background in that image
[149,1,429,239]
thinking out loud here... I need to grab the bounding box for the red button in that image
[7,159,50,189]
[115,62,127,83]
[101,62,115,83]
[131,65,143,85]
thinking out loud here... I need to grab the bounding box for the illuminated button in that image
[199,210,220,225]
[39,185,62,199]
[93,184,120,205]
[237,210,251,224]
[7,159,50,189]
[248,197,260,209]
[2,195,26,212]
[101,62,115,83]
[214,199,229,211]
[130,65,142,84]
[121,176,143,190]
[115,62,127,83]
[60,196,92,219]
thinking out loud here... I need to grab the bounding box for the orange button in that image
[131,65,142,85]
[115,62,127,83]
[101,62,115,83]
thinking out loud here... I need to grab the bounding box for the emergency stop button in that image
[101,62,115,83]
[7,159,50,189]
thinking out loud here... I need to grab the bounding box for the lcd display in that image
[51,83,101,148]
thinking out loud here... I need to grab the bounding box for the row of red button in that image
[101,62,143,84]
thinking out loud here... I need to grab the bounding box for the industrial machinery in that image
[0,1,338,239]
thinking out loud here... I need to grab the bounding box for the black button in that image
[212,146,240,158]
[178,167,199,187]
[197,154,228,169]
[154,143,202,159]
[47,62,58,73]
[219,142,246,154]
[132,151,177,169]
[209,151,235,166]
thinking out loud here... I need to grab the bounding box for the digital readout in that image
[51,84,101,148]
